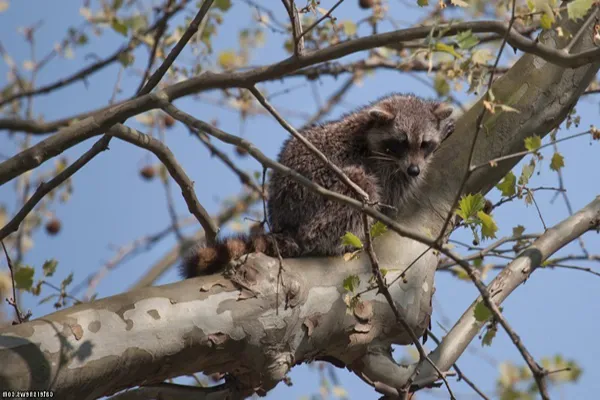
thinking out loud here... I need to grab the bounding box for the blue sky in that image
[1,1,599,399]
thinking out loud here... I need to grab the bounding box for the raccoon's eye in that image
[421,141,435,155]
[382,139,407,156]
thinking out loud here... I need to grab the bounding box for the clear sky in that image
[1,1,599,399]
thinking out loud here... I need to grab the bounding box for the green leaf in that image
[42,259,58,277]
[343,274,361,292]
[519,161,535,186]
[217,50,237,69]
[434,42,462,58]
[454,30,479,49]
[496,171,516,196]
[540,13,554,29]
[14,266,35,290]
[112,0,123,10]
[567,0,593,20]
[214,0,232,11]
[61,272,74,290]
[512,225,526,237]
[417,0,428,6]
[434,73,450,96]
[341,232,363,249]
[482,325,497,346]
[370,221,387,238]
[341,20,357,36]
[111,19,129,36]
[550,152,565,171]
[456,193,485,221]
[524,135,541,152]
[477,211,498,240]
[473,301,492,322]
[117,52,134,67]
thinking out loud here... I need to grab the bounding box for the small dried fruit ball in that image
[164,115,175,128]
[140,165,156,180]
[359,0,375,9]
[46,219,62,235]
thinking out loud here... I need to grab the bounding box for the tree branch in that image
[0,136,111,242]
[106,123,219,245]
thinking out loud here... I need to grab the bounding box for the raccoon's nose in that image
[407,165,420,177]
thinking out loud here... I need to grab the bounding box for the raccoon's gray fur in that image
[182,93,454,278]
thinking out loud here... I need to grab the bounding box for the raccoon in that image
[182,93,454,277]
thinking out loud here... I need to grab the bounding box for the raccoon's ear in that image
[368,107,395,123]
[432,102,453,120]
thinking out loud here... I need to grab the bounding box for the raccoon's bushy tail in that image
[182,232,301,278]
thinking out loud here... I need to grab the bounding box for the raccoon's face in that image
[365,98,454,178]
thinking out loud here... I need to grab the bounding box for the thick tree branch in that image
[417,195,600,384]
[2,14,599,183]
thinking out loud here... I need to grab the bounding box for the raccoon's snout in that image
[407,165,420,177]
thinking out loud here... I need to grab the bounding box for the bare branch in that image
[137,0,215,96]
[0,136,111,242]
[248,86,369,200]
[0,1,188,108]
[298,0,345,42]
[418,195,600,385]
[106,123,219,245]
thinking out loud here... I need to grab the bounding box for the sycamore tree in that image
[0,0,599,399]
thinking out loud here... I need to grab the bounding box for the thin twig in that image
[248,86,369,200]
[138,0,215,96]
[298,0,345,41]
[361,214,456,399]
[106,124,219,245]
[426,331,490,400]
[135,0,176,95]
[1,241,29,323]
[0,136,112,241]
[0,1,189,108]
[436,0,520,244]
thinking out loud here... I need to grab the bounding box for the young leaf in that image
[524,135,542,152]
[474,301,492,322]
[512,225,526,237]
[434,42,462,58]
[540,13,554,29]
[341,232,363,249]
[518,161,535,185]
[217,50,237,69]
[14,266,35,290]
[111,19,129,36]
[370,221,388,238]
[343,275,361,293]
[417,0,429,6]
[455,30,479,49]
[482,325,497,346]
[42,259,58,277]
[567,0,593,20]
[214,0,232,11]
[550,152,565,171]
[61,272,74,290]
[477,211,498,240]
[341,20,357,36]
[456,193,486,221]
[496,171,516,196]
